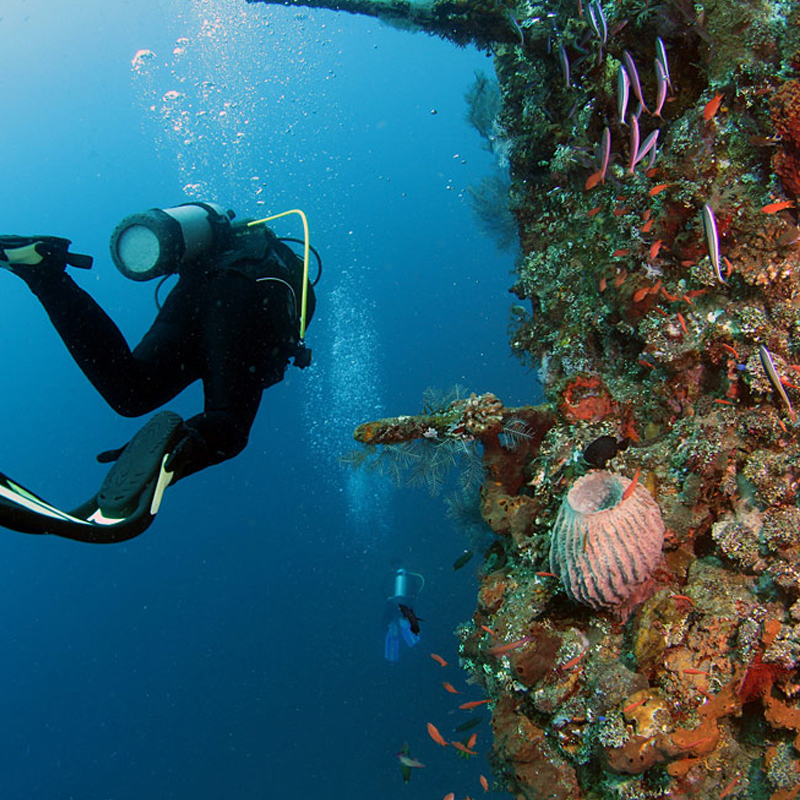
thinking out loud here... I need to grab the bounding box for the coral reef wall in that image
[250,0,800,796]
[487,3,800,795]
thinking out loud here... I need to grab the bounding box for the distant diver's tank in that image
[388,568,425,601]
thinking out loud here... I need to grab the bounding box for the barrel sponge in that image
[549,471,665,611]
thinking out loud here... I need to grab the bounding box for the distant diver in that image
[383,566,425,662]
[0,203,320,542]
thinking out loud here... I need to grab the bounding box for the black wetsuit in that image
[21,228,314,479]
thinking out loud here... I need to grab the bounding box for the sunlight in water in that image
[131,0,341,210]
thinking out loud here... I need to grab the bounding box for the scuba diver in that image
[0,202,318,543]
[383,565,425,663]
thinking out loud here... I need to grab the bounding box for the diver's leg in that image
[399,617,421,648]
[124,282,203,413]
[24,272,199,415]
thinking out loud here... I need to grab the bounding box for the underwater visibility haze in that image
[1,0,524,798]
[7,0,800,798]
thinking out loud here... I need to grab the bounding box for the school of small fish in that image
[395,630,493,797]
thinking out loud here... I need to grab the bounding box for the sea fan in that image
[464,71,501,151]
[422,384,469,414]
[467,170,517,251]
[445,486,487,530]
[341,434,483,498]
[338,446,375,469]
[340,386,488,497]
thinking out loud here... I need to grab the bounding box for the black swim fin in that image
[96,411,183,519]
[0,411,184,543]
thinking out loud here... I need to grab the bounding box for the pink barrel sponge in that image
[548,470,665,613]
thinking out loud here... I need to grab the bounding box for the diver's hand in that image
[0,235,69,270]
[0,235,92,273]
[96,444,127,464]
[30,238,71,270]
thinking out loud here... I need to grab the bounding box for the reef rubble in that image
[252,0,800,796]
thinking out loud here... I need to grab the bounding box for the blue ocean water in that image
[1,1,539,797]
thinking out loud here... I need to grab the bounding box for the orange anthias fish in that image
[585,170,604,191]
[467,732,478,749]
[621,468,641,501]
[451,740,478,756]
[703,92,723,120]
[443,793,456,800]
[632,286,650,303]
[430,653,448,667]
[427,722,449,747]
[480,774,490,792]
[649,239,663,259]
[762,199,795,214]
[442,681,461,694]
[459,699,491,710]
[487,636,532,656]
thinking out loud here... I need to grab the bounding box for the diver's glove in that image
[0,235,93,275]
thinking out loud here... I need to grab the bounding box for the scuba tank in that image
[109,203,321,369]
[389,568,425,601]
[109,202,234,282]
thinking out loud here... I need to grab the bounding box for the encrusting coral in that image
[772,78,800,197]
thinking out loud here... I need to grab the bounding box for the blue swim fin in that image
[399,616,420,648]
[385,621,400,662]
